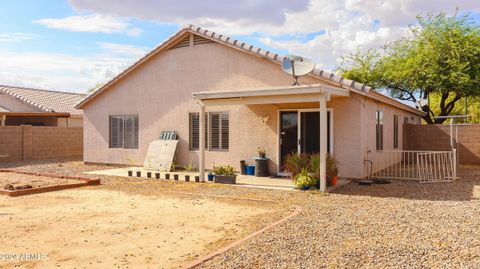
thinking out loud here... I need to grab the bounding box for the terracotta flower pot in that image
[331,175,337,186]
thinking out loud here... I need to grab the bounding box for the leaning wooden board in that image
[143,139,178,171]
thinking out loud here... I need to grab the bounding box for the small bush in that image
[283,152,310,178]
[213,165,235,176]
[294,168,317,188]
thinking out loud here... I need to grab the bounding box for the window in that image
[393,115,399,149]
[209,112,229,150]
[376,111,383,150]
[189,112,208,150]
[109,115,138,149]
[404,117,408,124]
[189,112,229,151]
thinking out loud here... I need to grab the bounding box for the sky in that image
[0,0,479,93]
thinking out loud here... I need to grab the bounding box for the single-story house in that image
[76,25,423,184]
[0,85,84,127]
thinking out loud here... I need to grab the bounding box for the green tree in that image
[337,12,480,123]
[88,82,104,93]
[429,94,480,123]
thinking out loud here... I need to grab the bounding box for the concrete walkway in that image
[85,167,349,192]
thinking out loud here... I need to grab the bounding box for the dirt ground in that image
[3,159,480,268]
[0,187,273,269]
[0,171,80,190]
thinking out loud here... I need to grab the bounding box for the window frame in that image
[189,111,229,152]
[393,114,399,149]
[189,112,208,151]
[109,115,139,149]
[376,110,384,150]
[209,112,229,151]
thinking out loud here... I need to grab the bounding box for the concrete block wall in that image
[404,124,480,164]
[0,126,23,161]
[0,126,83,161]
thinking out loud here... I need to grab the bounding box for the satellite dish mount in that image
[281,55,315,86]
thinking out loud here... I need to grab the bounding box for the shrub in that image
[283,152,310,178]
[326,154,339,178]
[213,165,235,176]
[294,168,317,188]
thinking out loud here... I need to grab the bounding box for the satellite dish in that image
[281,55,315,86]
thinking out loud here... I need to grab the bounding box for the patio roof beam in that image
[198,93,333,107]
[193,84,349,100]
[319,95,327,192]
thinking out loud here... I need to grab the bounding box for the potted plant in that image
[257,147,266,158]
[326,154,339,186]
[294,168,317,190]
[283,152,310,178]
[213,165,237,184]
[311,154,339,189]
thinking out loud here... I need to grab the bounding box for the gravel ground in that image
[2,159,480,268]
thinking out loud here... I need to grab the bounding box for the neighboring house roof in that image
[0,105,10,112]
[0,85,85,116]
[75,25,423,116]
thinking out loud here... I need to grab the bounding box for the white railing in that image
[367,149,456,182]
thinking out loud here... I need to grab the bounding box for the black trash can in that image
[255,158,269,177]
[240,160,247,175]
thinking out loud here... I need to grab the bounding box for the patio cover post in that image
[319,95,327,192]
[0,115,5,126]
[199,103,206,182]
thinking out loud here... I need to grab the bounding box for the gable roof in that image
[0,85,86,116]
[75,24,423,116]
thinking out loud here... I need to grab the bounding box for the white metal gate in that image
[368,149,456,183]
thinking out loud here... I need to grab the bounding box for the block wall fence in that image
[404,124,480,165]
[0,126,83,161]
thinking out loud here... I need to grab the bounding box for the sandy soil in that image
[0,188,272,269]
[0,172,80,190]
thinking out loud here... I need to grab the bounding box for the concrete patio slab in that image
[84,167,350,192]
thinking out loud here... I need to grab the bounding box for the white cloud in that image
[97,42,149,58]
[69,0,310,26]
[34,14,143,36]
[67,0,480,70]
[0,33,37,42]
[0,44,144,93]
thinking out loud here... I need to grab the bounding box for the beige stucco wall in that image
[360,96,422,178]
[82,41,420,178]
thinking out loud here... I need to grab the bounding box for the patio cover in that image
[192,84,350,192]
